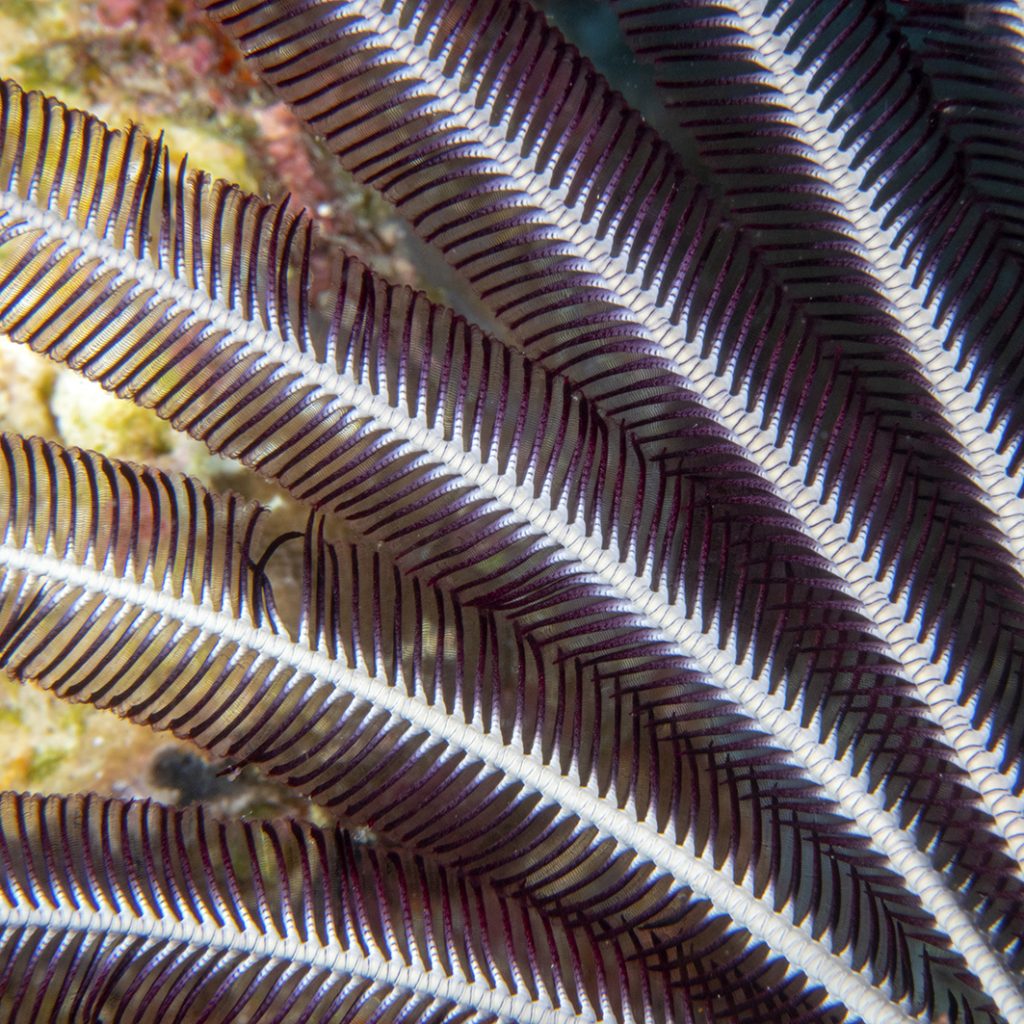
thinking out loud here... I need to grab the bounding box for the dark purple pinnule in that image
[0,790,651,1024]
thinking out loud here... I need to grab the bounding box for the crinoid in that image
[0,2,1023,1023]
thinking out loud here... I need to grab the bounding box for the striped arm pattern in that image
[0,0,1021,1020]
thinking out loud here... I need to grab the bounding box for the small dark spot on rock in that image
[151,748,234,805]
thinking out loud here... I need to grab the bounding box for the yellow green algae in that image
[0,0,415,814]
[0,0,256,188]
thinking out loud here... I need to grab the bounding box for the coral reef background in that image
[0,0,418,811]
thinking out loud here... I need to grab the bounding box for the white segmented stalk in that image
[0,102,1005,1024]
[2,46,1020,1011]
[0,542,912,1024]
[1,900,561,1024]
[728,0,1024,575]
[306,6,1024,1017]
[698,0,1024,876]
